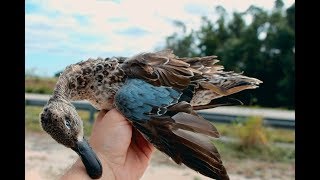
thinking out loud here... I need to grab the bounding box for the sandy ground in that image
[25,132,294,180]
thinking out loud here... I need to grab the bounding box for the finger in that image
[90,109,132,153]
[92,109,128,134]
[102,109,127,125]
[91,110,106,138]
[132,128,155,159]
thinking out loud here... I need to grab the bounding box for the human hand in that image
[61,109,155,180]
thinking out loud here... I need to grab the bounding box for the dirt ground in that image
[25,132,294,180]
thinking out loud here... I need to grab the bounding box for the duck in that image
[40,49,262,180]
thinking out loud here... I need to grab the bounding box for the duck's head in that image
[39,99,102,179]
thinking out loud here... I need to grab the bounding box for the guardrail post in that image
[89,108,95,124]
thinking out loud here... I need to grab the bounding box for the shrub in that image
[235,116,269,148]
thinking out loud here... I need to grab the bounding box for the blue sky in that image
[26,0,294,77]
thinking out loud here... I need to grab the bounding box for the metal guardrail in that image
[25,94,295,130]
[198,112,294,129]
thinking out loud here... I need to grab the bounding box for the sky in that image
[25,0,295,77]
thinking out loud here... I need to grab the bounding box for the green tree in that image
[162,0,295,109]
[165,21,197,57]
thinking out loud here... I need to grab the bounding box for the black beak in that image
[71,138,102,179]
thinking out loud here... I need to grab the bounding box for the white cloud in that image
[26,0,295,57]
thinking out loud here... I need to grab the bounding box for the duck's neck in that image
[49,76,72,104]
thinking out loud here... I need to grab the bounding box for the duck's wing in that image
[120,49,262,109]
[114,78,229,180]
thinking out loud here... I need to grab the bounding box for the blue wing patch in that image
[115,78,182,121]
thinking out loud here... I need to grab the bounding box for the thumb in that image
[89,109,132,153]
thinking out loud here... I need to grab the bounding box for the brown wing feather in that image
[121,49,195,89]
[193,97,243,110]
[132,109,229,180]
[171,112,219,138]
[166,101,219,137]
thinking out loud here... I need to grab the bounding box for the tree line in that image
[163,0,294,109]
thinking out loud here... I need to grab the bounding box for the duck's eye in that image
[65,118,71,130]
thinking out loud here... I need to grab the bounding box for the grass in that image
[213,140,295,163]
[25,77,58,94]
[211,116,294,163]
[193,176,202,180]
[214,121,295,144]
